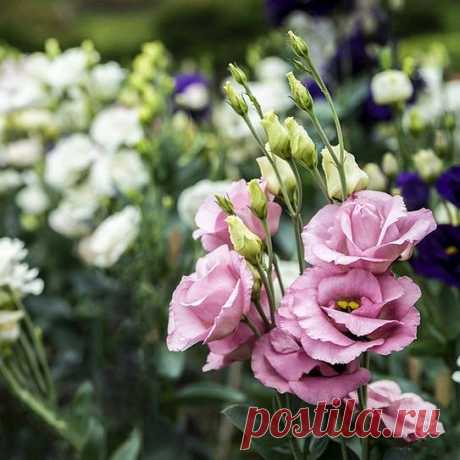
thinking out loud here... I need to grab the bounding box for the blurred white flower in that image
[1,137,43,167]
[413,149,443,181]
[255,57,291,83]
[13,108,56,132]
[78,206,141,268]
[0,169,22,193]
[177,179,232,227]
[0,310,24,343]
[452,356,460,383]
[90,106,143,151]
[274,260,300,303]
[16,184,49,215]
[89,149,149,196]
[0,238,44,296]
[89,62,126,100]
[364,163,387,191]
[371,70,413,106]
[175,83,210,111]
[55,95,90,132]
[445,79,460,113]
[49,186,100,238]
[434,202,459,225]
[47,48,88,89]
[250,79,293,113]
[45,134,98,189]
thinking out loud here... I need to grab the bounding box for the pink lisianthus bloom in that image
[193,179,282,252]
[302,191,436,274]
[251,327,370,404]
[277,266,421,364]
[167,245,253,352]
[203,298,270,371]
[349,380,445,442]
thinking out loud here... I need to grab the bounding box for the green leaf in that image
[174,382,246,405]
[110,428,142,460]
[309,436,329,460]
[81,417,106,460]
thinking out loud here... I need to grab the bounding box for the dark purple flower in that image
[265,0,354,26]
[302,78,327,100]
[173,73,210,120]
[360,90,393,124]
[396,172,430,211]
[436,165,460,208]
[411,225,460,287]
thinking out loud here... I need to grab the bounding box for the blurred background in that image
[2,0,460,75]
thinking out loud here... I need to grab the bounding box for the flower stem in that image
[253,297,271,331]
[358,352,370,460]
[242,315,262,337]
[256,263,276,325]
[273,256,285,297]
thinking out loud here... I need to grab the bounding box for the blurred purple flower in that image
[396,172,430,211]
[411,225,460,287]
[436,166,460,207]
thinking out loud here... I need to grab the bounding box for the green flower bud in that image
[256,153,296,196]
[382,152,398,177]
[215,194,235,215]
[228,63,248,85]
[287,31,309,59]
[261,111,291,159]
[285,117,316,167]
[287,72,313,112]
[45,38,60,58]
[223,82,248,117]
[248,179,267,220]
[226,216,263,264]
[408,109,425,136]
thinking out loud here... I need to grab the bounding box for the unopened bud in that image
[256,153,296,196]
[226,216,263,264]
[248,179,267,220]
[287,72,312,112]
[261,112,290,159]
[285,117,316,167]
[45,38,60,58]
[382,152,399,177]
[223,82,248,117]
[364,163,387,191]
[215,195,235,215]
[287,31,309,59]
[228,63,248,85]
[408,109,425,136]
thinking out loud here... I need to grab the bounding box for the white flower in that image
[0,238,44,296]
[413,149,443,181]
[444,79,460,113]
[255,57,291,83]
[434,202,459,225]
[90,106,143,151]
[250,79,293,113]
[49,186,99,238]
[371,70,414,106]
[364,163,387,191]
[322,146,369,200]
[0,169,22,193]
[175,83,210,111]
[89,149,149,196]
[0,311,24,343]
[177,179,232,227]
[382,152,399,177]
[1,138,43,167]
[78,206,141,268]
[88,62,126,100]
[16,184,49,215]
[13,108,56,132]
[44,134,98,189]
[55,96,90,132]
[452,356,460,383]
[47,48,88,89]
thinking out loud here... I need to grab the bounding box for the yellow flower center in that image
[335,299,361,312]
[445,246,458,256]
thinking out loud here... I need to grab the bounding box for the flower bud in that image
[285,117,316,167]
[256,154,296,196]
[322,146,369,200]
[371,70,413,106]
[248,179,267,220]
[382,152,399,177]
[223,82,248,116]
[215,194,235,215]
[287,72,313,112]
[435,130,449,157]
[413,149,443,181]
[408,109,425,136]
[45,38,61,58]
[287,31,309,59]
[364,163,387,191]
[0,310,24,343]
[228,63,248,85]
[443,112,456,131]
[261,112,291,159]
[226,216,263,264]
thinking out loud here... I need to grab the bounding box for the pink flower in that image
[251,327,370,404]
[193,179,282,252]
[349,380,445,442]
[302,191,436,274]
[278,266,421,364]
[167,245,253,351]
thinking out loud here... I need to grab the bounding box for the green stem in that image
[256,264,276,325]
[358,352,370,460]
[18,334,48,397]
[253,297,271,331]
[242,315,261,337]
[273,256,285,297]
[292,215,305,274]
[275,393,303,460]
[242,82,264,119]
[340,438,349,460]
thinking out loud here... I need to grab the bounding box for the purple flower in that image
[173,73,210,120]
[265,0,354,26]
[436,165,460,208]
[302,78,326,100]
[411,225,460,287]
[396,172,430,211]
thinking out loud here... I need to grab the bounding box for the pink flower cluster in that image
[167,183,437,414]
